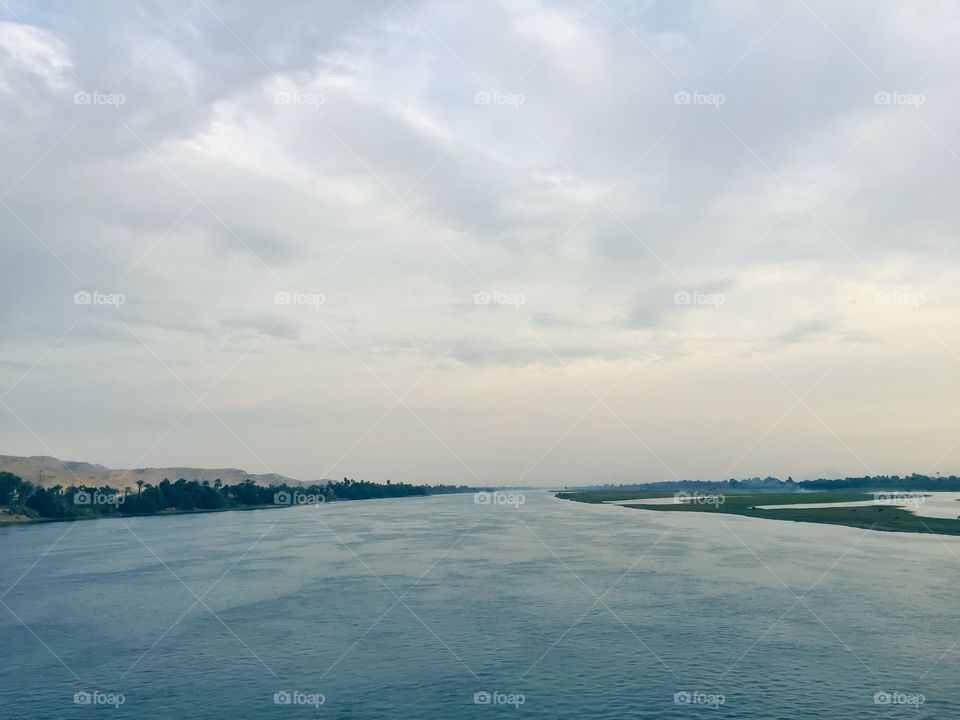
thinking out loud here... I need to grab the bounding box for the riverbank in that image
[0,502,292,526]
[557,489,960,535]
[0,490,497,525]
[0,508,33,523]
[0,472,490,526]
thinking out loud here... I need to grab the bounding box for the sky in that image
[1,0,959,486]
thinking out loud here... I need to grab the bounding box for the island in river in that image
[558,486,960,535]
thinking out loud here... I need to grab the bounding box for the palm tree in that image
[214,478,222,493]
[17,481,34,509]
[136,479,144,495]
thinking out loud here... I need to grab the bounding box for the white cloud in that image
[0,22,72,91]
[2,0,960,485]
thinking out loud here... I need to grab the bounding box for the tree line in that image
[0,472,485,521]
[576,474,960,493]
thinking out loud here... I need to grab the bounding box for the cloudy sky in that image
[1,0,959,486]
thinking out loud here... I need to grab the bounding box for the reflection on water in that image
[2,491,959,718]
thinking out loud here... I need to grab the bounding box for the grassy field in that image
[556,490,960,536]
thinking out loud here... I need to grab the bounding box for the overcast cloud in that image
[2,0,959,485]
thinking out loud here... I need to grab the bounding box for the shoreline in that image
[0,502,315,527]
[558,490,960,537]
[0,491,484,527]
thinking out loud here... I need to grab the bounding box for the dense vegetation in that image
[574,473,960,493]
[0,472,485,522]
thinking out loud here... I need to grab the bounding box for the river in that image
[1,490,955,718]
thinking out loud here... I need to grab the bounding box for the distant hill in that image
[0,455,302,489]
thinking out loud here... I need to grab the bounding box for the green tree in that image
[0,472,23,505]
[16,480,34,509]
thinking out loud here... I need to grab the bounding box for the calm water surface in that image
[2,491,957,718]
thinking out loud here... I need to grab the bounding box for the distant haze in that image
[0,455,301,490]
[2,2,959,486]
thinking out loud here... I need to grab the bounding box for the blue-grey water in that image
[1,490,957,718]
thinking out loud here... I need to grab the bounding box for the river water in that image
[1,490,956,718]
